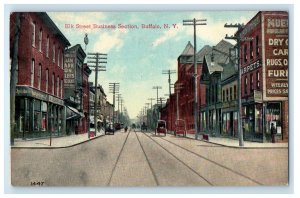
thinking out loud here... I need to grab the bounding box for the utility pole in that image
[162,70,176,97]
[152,86,162,106]
[224,23,244,147]
[88,53,107,137]
[183,18,207,140]
[109,83,120,129]
[10,13,21,145]
[116,94,122,123]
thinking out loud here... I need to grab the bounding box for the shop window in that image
[38,28,42,52]
[266,103,282,135]
[34,100,41,131]
[31,22,36,47]
[41,102,47,131]
[233,112,238,137]
[255,105,262,134]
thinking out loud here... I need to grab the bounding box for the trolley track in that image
[106,130,131,186]
[142,132,263,186]
[134,131,159,186]
[138,131,213,186]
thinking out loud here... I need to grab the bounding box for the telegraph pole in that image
[116,94,122,123]
[88,53,107,137]
[162,70,176,97]
[109,83,120,129]
[183,18,207,140]
[152,86,162,106]
[224,23,244,147]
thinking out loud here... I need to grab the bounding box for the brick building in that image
[64,44,86,135]
[239,11,288,142]
[10,12,70,139]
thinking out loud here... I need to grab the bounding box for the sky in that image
[48,11,257,119]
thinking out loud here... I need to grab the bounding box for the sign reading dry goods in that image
[264,13,288,98]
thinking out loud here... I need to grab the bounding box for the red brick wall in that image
[12,13,67,99]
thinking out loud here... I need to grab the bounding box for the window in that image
[61,79,63,98]
[256,35,260,57]
[31,59,35,86]
[31,22,36,47]
[52,73,55,95]
[57,49,60,67]
[61,51,64,69]
[16,58,19,84]
[250,73,254,93]
[52,44,55,63]
[46,35,49,57]
[46,69,49,92]
[38,64,41,90]
[244,76,248,95]
[234,85,237,100]
[226,89,229,101]
[230,87,232,101]
[244,44,247,64]
[250,40,253,60]
[57,76,59,96]
[38,29,42,52]
[223,90,225,102]
[257,71,260,89]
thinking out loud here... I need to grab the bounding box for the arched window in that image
[38,28,43,52]
[31,59,35,86]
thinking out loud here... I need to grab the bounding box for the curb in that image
[10,133,106,149]
[166,131,288,149]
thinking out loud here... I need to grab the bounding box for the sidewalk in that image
[184,133,288,148]
[11,129,105,148]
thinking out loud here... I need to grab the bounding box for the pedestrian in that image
[271,123,276,143]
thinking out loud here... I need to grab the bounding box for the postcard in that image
[9,11,288,187]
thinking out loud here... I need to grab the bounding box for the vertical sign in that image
[64,51,76,88]
[264,12,288,99]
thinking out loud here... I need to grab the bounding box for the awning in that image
[66,106,85,120]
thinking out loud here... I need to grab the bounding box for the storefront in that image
[15,86,65,139]
[66,105,84,135]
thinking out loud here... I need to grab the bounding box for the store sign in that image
[264,13,288,98]
[64,51,76,88]
[240,60,261,75]
[254,90,262,102]
[16,86,64,106]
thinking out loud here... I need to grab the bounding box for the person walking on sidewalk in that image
[271,123,277,143]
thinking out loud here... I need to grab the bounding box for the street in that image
[11,130,288,186]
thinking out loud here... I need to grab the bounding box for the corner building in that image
[239,11,288,142]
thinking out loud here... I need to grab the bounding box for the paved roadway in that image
[11,130,288,186]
